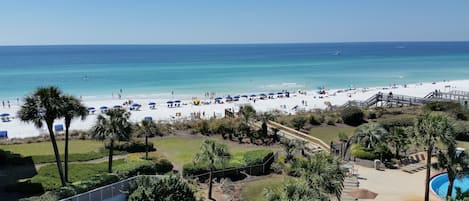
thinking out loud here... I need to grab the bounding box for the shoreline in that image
[1,79,469,139]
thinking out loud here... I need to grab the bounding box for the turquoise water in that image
[0,42,469,100]
[431,173,469,199]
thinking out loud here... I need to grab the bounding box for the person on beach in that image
[7,100,10,108]
[2,101,4,108]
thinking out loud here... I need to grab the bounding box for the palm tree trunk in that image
[64,122,70,182]
[424,147,432,201]
[145,134,149,160]
[208,169,213,199]
[47,122,66,186]
[448,174,455,197]
[108,139,114,173]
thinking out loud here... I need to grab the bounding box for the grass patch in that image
[30,159,125,191]
[0,140,103,156]
[151,136,280,166]
[309,126,356,144]
[241,175,288,201]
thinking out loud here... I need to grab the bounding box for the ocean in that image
[1,42,469,100]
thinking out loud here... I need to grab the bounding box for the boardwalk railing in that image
[60,175,162,201]
[266,120,330,152]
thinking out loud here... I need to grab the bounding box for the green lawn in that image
[30,159,125,191]
[150,136,280,166]
[0,140,104,156]
[241,175,288,201]
[309,126,356,144]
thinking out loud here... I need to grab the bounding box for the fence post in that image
[89,192,91,201]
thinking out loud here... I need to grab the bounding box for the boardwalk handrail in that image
[267,120,331,152]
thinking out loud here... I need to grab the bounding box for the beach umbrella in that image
[131,103,141,107]
[87,107,96,111]
[0,113,10,117]
[250,94,256,97]
[241,95,248,98]
[348,189,378,199]
[113,105,122,109]
[225,96,232,99]
[259,93,266,96]
[277,92,283,95]
[148,102,156,105]
[268,92,275,96]
[215,97,222,100]
[166,101,173,104]
[144,116,153,121]
[99,106,108,110]
[233,95,240,99]
[174,100,181,103]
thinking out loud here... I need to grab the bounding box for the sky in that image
[1,1,469,45]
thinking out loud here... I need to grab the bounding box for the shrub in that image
[378,115,415,130]
[350,144,376,160]
[114,160,157,179]
[291,116,307,130]
[325,116,336,125]
[367,111,377,119]
[338,132,349,142]
[309,114,322,125]
[340,106,364,126]
[5,180,44,195]
[243,150,273,166]
[105,140,155,153]
[128,176,196,201]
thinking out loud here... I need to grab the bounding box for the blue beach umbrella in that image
[113,105,122,109]
[215,97,222,100]
[87,107,96,111]
[250,94,256,97]
[268,92,275,96]
[174,100,181,103]
[148,102,156,105]
[277,92,283,95]
[0,113,10,117]
[99,106,108,110]
[259,93,267,97]
[166,101,173,104]
[241,95,248,98]
[233,95,240,99]
[132,103,141,107]
[144,116,153,121]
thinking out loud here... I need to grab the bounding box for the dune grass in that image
[0,140,103,156]
[308,126,356,144]
[150,136,280,166]
[241,175,288,201]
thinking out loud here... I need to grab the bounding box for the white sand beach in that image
[1,79,469,139]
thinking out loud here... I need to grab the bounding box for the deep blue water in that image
[0,42,469,100]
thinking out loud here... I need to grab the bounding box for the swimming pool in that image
[431,173,469,199]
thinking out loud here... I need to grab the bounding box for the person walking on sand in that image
[7,100,10,108]
[2,100,4,108]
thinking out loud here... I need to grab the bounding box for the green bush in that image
[72,173,119,193]
[154,159,174,174]
[340,106,364,126]
[5,180,44,195]
[325,116,336,125]
[105,140,155,153]
[128,176,196,201]
[114,160,157,179]
[243,150,273,166]
[309,114,322,125]
[291,116,307,130]
[378,115,415,130]
[350,144,376,160]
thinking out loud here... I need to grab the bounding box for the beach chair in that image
[0,130,7,138]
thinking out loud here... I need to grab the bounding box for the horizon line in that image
[1,40,469,47]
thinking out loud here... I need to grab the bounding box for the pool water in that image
[431,173,469,199]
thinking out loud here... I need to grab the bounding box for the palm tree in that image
[433,130,467,198]
[300,153,346,200]
[61,95,87,182]
[17,86,67,186]
[353,123,388,149]
[387,126,411,159]
[415,112,454,201]
[136,119,159,160]
[93,109,132,173]
[282,139,305,162]
[238,105,256,143]
[193,139,231,199]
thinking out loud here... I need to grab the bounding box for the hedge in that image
[350,144,376,160]
[105,140,155,153]
[340,106,364,126]
[378,115,415,130]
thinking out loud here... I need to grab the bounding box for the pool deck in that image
[356,165,441,201]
